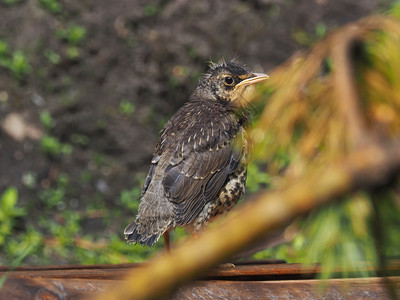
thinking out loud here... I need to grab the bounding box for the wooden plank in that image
[173,277,400,300]
[3,263,321,280]
[1,262,399,299]
[2,261,399,280]
[1,276,399,300]
[0,277,116,300]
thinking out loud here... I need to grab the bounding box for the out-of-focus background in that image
[0,0,397,266]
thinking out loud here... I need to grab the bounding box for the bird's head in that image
[193,61,269,107]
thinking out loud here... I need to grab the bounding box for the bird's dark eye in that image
[224,76,234,86]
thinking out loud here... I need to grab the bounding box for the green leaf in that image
[1,187,18,212]
[40,111,54,130]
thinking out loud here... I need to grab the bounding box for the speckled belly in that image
[187,167,247,233]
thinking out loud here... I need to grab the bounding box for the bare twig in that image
[331,25,372,148]
[95,138,400,300]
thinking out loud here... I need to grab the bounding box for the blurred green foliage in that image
[0,39,31,80]
[292,22,328,47]
[0,182,162,266]
[119,187,141,212]
[255,190,400,279]
[245,162,271,193]
[0,39,10,66]
[10,50,31,79]
[1,0,22,5]
[70,133,90,146]
[53,24,87,60]
[143,4,160,17]
[56,24,87,46]
[44,49,61,65]
[40,135,73,156]
[119,99,136,116]
[391,0,400,18]
[40,111,54,130]
[0,187,25,245]
[37,0,62,14]
[65,46,80,60]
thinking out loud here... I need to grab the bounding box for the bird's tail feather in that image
[124,222,161,247]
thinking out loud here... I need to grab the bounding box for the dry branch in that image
[249,16,400,172]
[96,138,400,300]
[331,26,371,148]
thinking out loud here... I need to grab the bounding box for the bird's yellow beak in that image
[235,72,269,88]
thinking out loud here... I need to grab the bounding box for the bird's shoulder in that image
[155,99,244,157]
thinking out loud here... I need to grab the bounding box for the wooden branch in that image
[247,16,400,159]
[94,138,400,300]
[331,25,372,148]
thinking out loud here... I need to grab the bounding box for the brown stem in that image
[95,138,400,300]
[331,26,372,149]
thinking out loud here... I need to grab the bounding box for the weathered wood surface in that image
[0,261,399,299]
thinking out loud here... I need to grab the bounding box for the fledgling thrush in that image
[124,61,268,252]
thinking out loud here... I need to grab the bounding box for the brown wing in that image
[162,130,244,226]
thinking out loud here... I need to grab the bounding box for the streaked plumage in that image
[124,61,268,249]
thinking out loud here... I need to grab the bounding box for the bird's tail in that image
[124,221,162,247]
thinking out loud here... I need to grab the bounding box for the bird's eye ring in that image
[224,76,234,86]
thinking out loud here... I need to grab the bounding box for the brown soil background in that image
[0,0,394,263]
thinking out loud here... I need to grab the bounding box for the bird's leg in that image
[163,231,171,254]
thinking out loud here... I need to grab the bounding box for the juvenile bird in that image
[124,61,268,252]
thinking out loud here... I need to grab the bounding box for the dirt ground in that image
[0,0,394,264]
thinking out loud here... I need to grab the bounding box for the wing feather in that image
[153,100,248,226]
[162,130,245,226]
